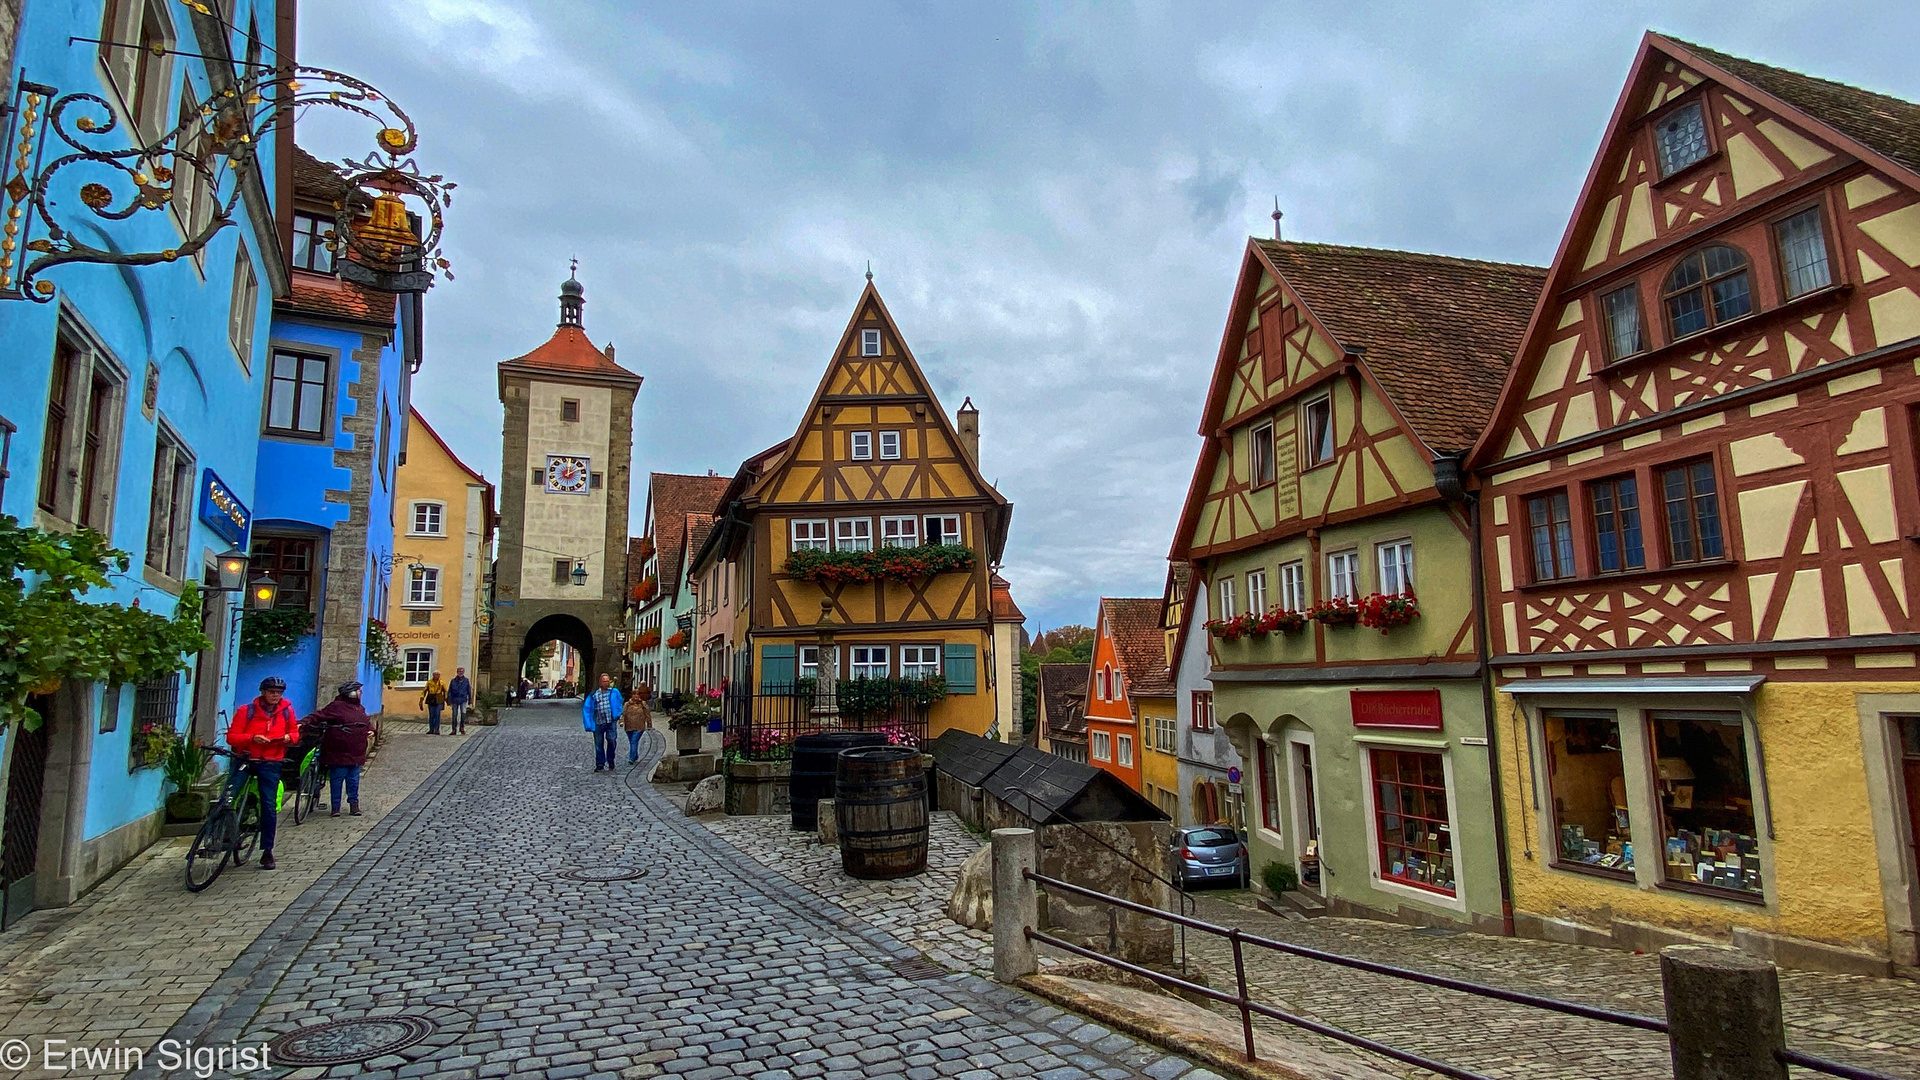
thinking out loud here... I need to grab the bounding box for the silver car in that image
[1171,825,1249,889]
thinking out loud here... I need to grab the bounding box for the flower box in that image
[1309,598,1360,627]
[1206,609,1307,640]
[666,630,689,650]
[1357,592,1421,633]
[783,544,975,586]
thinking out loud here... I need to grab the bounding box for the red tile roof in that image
[1255,240,1546,453]
[626,537,650,597]
[990,572,1026,623]
[280,272,396,325]
[503,325,636,379]
[673,512,714,599]
[645,472,731,602]
[292,145,354,203]
[1038,663,1089,739]
[1102,597,1174,698]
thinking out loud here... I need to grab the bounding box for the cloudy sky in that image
[299,1,1918,634]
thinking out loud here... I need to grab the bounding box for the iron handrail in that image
[1777,1048,1908,1080]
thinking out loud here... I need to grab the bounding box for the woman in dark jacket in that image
[312,681,374,817]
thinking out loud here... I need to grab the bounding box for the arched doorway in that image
[518,614,595,697]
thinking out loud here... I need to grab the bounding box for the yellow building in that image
[686,281,1019,744]
[385,408,496,713]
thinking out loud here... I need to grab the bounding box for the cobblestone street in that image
[15,703,1214,1080]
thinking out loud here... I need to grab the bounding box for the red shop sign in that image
[1350,689,1444,730]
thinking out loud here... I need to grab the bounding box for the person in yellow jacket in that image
[420,672,448,734]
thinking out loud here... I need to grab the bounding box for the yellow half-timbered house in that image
[687,282,1017,745]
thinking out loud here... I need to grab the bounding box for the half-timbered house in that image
[687,283,1018,750]
[1172,238,1544,931]
[1471,35,1920,973]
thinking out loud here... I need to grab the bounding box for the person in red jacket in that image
[227,676,298,870]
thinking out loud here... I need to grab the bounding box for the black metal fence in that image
[722,682,929,760]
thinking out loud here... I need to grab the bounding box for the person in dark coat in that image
[312,681,374,817]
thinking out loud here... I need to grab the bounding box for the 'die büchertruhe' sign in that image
[198,468,252,546]
[1349,689,1444,731]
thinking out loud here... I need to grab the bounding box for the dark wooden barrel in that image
[789,731,887,831]
[835,746,929,879]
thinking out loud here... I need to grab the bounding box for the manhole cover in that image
[267,1016,437,1066]
[889,957,948,981]
[557,866,650,882]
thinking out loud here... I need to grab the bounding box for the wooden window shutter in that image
[943,644,977,694]
[1260,301,1287,386]
[759,645,796,692]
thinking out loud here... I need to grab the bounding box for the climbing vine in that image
[239,606,313,657]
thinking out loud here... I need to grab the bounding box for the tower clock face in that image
[545,455,591,495]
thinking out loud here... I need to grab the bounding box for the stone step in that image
[1279,888,1328,917]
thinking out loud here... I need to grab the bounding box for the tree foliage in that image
[1030,624,1095,656]
[1019,635,1095,735]
[0,516,210,731]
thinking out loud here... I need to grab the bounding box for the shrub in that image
[1261,860,1299,895]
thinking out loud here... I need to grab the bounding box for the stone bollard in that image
[1660,944,1787,1080]
[991,827,1038,983]
[817,799,838,844]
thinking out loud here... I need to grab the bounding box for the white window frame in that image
[1327,550,1358,603]
[1216,577,1236,620]
[791,519,830,552]
[1358,742,1468,912]
[1280,561,1306,612]
[834,517,873,553]
[899,644,940,680]
[1154,715,1177,753]
[849,645,889,681]
[409,500,446,537]
[405,565,443,608]
[1116,733,1135,767]
[880,515,919,548]
[1251,421,1276,486]
[849,431,873,460]
[1246,569,1269,615]
[861,328,882,356]
[401,647,435,687]
[879,430,901,460]
[1303,394,1334,467]
[229,240,259,369]
[1377,539,1414,596]
[1092,730,1111,761]
[799,644,841,681]
[924,514,962,546]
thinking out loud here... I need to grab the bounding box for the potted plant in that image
[162,739,212,821]
[131,720,181,771]
[1357,591,1421,632]
[1309,596,1360,627]
[669,686,722,751]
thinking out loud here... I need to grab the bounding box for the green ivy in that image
[239,606,312,657]
[834,675,948,720]
[0,515,211,731]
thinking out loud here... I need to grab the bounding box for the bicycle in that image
[287,743,323,825]
[184,746,284,891]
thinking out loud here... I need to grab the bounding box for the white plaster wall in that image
[520,381,613,600]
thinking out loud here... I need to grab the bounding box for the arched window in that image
[1663,244,1752,339]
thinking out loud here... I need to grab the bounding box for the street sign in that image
[1226,766,1241,784]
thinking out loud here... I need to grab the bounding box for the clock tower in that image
[490,269,642,695]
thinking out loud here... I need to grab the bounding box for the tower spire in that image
[559,261,585,328]
[1271,198,1284,241]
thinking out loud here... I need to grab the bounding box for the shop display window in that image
[1544,713,1633,877]
[1369,749,1455,896]
[1651,713,1762,898]
[1258,739,1282,832]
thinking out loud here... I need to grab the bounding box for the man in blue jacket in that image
[447,667,474,735]
[582,673,625,772]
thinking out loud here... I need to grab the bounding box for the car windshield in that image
[1186,829,1237,847]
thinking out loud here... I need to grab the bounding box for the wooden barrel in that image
[835,746,929,879]
[789,731,886,831]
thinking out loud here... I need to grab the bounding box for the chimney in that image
[956,397,980,467]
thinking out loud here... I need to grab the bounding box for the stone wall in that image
[317,331,386,694]
[1036,821,1174,966]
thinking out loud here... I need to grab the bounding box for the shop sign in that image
[198,468,251,546]
[1350,689,1443,730]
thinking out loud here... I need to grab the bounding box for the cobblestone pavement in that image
[119,702,1218,1080]
[703,810,996,976]
[1178,890,1920,1080]
[0,725,468,1078]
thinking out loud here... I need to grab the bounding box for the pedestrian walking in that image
[581,673,624,772]
[623,685,654,766]
[227,676,299,870]
[311,681,373,816]
[519,677,532,704]
[447,667,474,734]
[421,671,448,734]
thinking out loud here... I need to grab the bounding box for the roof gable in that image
[643,472,730,602]
[1100,597,1175,698]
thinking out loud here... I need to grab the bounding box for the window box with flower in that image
[783,544,974,586]
[631,576,658,604]
[1356,592,1420,632]
[1309,597,1360,627]
[630,628,661,652]
[666,629,689,650]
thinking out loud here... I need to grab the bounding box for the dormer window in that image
[292,212,335,273]
[1664,244,1752,338]
[861,329,881,356]
[1654,101,1710,178]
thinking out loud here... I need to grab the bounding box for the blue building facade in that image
[232,148,414,720]
[0,0,287,922]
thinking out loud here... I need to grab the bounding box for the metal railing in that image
[1011,865,1902,1080]
[721,683,928,759]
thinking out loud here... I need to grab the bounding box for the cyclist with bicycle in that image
[227,675,299,870]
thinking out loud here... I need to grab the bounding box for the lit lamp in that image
[216,547,249,591]
[571,561,588,587]
[248,573,279,611]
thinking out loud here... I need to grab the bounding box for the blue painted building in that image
[0,1,287,923]
[232,147,414,720]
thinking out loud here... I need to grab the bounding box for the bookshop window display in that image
[1545,713,1633,877]
[1652,712,1763,899]
[1369,749,1456,896]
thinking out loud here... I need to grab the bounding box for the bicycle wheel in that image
[290,760,317,825]
[234,785,261,865]
[185,807,236,892]
[300,762,323,822]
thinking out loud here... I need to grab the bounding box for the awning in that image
[1501,675,1765,695]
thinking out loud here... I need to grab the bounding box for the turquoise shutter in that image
[943,644,977,694]
[759,645,796,692]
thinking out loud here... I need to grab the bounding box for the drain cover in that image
[267,1015,437,1066]
[558,865,650,883]
[889,957,948,981]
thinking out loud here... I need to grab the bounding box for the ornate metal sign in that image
[1,47,453,301]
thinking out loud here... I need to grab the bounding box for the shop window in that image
[1369,748,1455,896]
[1652,713,1763,898]
[1527,490,1574,581]
[1664,244,1751,339]
[1251,422,1275,487]
[1589,476,1644,573]
[1600,284,1646,362]
[1775,207,1833,298]
[1654,101,1710,178]
[1545,713,1634,877]
[1258,739,1282,832]
[1661,458,1724,564]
